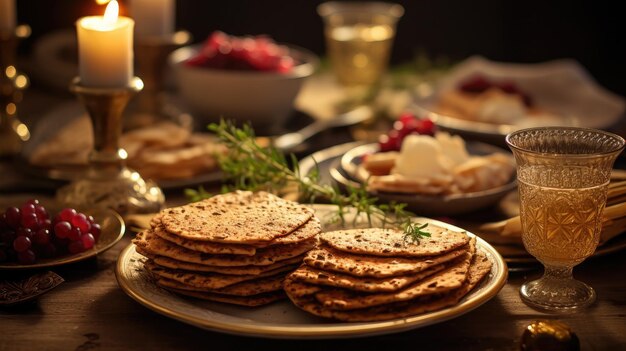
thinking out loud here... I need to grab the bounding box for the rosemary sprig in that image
[200,119,429,243]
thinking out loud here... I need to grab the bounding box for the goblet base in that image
[520,274,596,313]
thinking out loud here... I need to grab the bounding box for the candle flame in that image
[103,0,119,26]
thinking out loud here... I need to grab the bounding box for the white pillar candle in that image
[0,0,16,32]
[77,0,134,87]
[130,0,175,39]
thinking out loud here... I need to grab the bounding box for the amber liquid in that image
[325,24,394,87]
[518,166,607,266]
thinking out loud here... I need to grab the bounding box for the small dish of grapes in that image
[0,199,125,270]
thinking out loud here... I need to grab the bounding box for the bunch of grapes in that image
[378,113,436,152]
[0,200,101,265]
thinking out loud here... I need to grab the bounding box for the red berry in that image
[20,203,36,216]
[90,223,101,242]
[16,227,33,238]
[398,112,416,125]
[415,119,436,135]
[68,240,84,254]
[40,243,57,258]
[59,208,77,222]
[5,207,20,229]
[68,227,82,241]
[20,212,39,230]
[25,199,40,205]
[54,221,72,239]
[0,230,16,244]
[72,213,91,233]
[13,236,32,252]
[87,215,95,225]
[33,229,51,245]
[17,249,36,265]
[41,219,52,230]
[459,75,491,93]
[81,233,95,250]
[35,205,48,222]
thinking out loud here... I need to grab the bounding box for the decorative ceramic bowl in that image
[169,44,319,129]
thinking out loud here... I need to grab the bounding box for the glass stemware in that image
[506,127,625,312]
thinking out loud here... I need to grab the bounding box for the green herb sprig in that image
[197,119,429,243]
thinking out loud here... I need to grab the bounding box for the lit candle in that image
[76,0,134,87]
[130,0,175,39]
[0,0,16,32]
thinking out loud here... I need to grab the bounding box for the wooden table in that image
[2,86,626,351]
[2,231,625,350]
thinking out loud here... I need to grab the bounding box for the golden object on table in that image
[0,25,31,157]
[56,77,164,215]
[126,30,192,130]
[507,127,625,312]
[521,320,580,351]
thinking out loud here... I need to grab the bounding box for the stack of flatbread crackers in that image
[133,191,321,306]
[284,227,493,321]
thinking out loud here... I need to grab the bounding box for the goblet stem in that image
[543,265,573,281]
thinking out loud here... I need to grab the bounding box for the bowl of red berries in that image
[0,199,124,269]
[170,31,319,129]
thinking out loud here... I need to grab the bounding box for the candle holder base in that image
[56,77,165,215]
[56,168,164,214]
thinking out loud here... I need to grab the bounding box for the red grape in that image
[5,207,20,229]
[25,199,40,205]
[59,208,77,222]
[13,236,32,252]
[16,227,32,238]
[68,240,84,254]
[90,223,101,241]
[0,230,16,244]
[54,221,72,239]
[17,249,36,265]
[35,205,48,222]
[39,243,57,258]
[68,227,82,241]
[72,213,91,233]
[20,212,39,230]
[20,203,36,216]
[81,233,95,250]
[33,229,51,245]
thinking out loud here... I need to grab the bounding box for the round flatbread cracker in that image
[320,226,469,257]
[159,191,314,244]
[304,244,467,278]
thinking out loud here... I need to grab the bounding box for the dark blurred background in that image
[15,0,626,96]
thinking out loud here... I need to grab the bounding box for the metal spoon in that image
[273,106,373,151]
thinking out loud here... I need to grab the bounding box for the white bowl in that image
[169,44,319,129]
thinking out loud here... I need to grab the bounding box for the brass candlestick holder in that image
[126,30,192,130]
[0,25,31,157]
[56,77,165,215]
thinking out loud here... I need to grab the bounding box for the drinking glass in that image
[506,127,625,312]
[317,2,404,92]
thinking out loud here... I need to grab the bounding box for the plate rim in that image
[0,209,125,270]
[115,205,508,339]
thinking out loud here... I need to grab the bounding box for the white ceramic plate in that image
[115,204,507,339]
[412,56,626,144]
[334,143,517,216]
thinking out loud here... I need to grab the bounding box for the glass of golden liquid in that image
[317,2,404,94]
[506,127,625,312]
